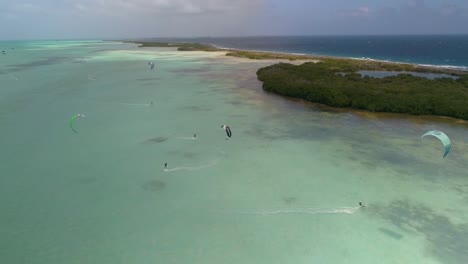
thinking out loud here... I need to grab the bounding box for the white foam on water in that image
[84,100,153,107]
[9,74,19,81]
[163,159,220,173]
[87,74,96,81]
[118,103,152,107]
[220,206,361,216]
[177,136,197,140]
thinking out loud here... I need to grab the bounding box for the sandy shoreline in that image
[127,40,467,75]
[213,45,468,71]
[130,42,468,125]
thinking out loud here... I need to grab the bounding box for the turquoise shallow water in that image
[1,41,468,264]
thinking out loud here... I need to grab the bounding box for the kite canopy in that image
[222,125,232,138]
[422,130,452,158]
[70,114,86,134]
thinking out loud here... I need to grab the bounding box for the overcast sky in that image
[1,0,468,40]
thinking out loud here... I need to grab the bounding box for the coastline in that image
[129,40,468,122]
[127,40,468,74]
[209,42,468,72]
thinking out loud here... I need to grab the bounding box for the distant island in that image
[134,41,219,51]
[132,41,468,120]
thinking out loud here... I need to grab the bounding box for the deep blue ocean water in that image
[146,35,468,70]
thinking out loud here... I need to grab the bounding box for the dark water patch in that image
[139,82,159,87]
[229,114,248,118]
[169,66,212,74]
[136,77,161,81]
[282,197,297,205]
[166,150,201,160]
[245,112,342,142]
[243,127,284,141]
[244,120,338,143]
[378,227,404,240]
[142,180,166,192]
[347,139,419,167]
[71,58,87,64]
[225,100,254,106]
[199,72,236,83]
[345,139,443,178]
[179,105,212,112]
[183,152,198,159]
[74,177,97,185]
[143,137,168,144]
[7,56,71,72]
[343,135,467,180]
[240,100,465,179]
[452,184,468,194]
[370,200,468,264]
[362,145,419,168]
[360,160,378,170]
[452,184,468,205]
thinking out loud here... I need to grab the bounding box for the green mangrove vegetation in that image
[131,41,468,120]
[134,42,218,51]
[225,50,314,61]
[257,62,468,120]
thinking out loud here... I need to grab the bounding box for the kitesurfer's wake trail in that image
[9,74,19,81]
[219,206,361,216]
[177,134,197,140]
[119,103,152,107]
[87,74,96,81]
[163,159,220,173]
[80,100,154,107]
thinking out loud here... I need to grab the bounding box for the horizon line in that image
[2,33,468,42]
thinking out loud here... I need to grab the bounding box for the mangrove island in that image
[131,41,468,120]
[257,60,468,120]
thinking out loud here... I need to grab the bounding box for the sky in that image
[1,0,468,40]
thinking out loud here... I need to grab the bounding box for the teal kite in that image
[422,130,452,158]
[70,114,86,134]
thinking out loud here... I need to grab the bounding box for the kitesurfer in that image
[164,162,167,169]
[359,201,365,207]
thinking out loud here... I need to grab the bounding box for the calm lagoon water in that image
[1,41,468,264]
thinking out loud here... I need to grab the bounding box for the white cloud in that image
[69,0,264,16]
[340,6,370,17]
